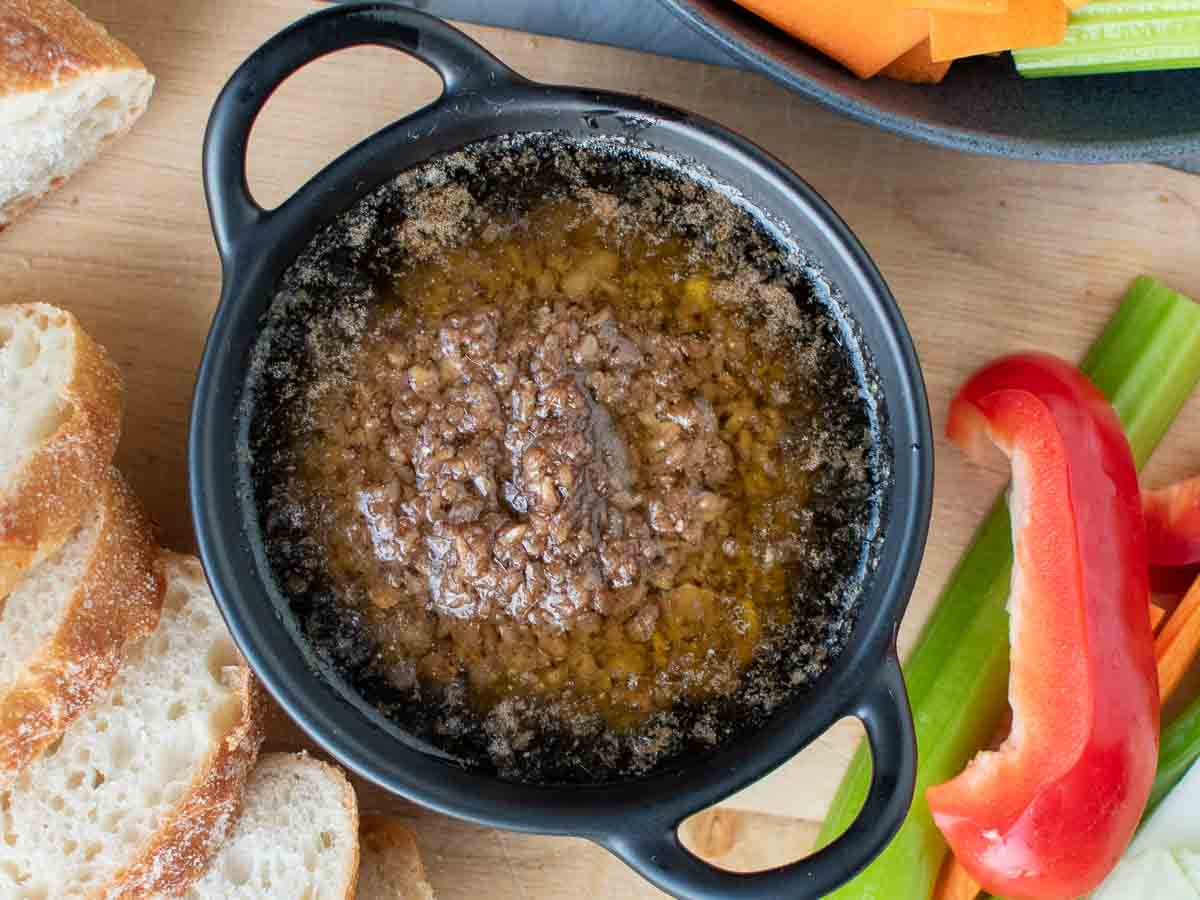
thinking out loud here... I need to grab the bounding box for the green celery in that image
[817,277,1200,900]
[1148,692,1200,817]
[1014,1,1200,79]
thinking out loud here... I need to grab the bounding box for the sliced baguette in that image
[170,752,359,900]
[0,303,123,599]
[358,817,437,900]
[0,551,265,899]
[0,0,154,229]
[0,467,161,784]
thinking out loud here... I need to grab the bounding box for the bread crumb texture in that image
[0,553,262,898]
[175,753,358,900]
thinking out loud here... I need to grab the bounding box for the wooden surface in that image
[4,0,1200,895]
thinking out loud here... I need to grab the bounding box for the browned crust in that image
[0,0,145,98]
[0,467,162,784]
[0,304,123,598]
[360,816,434,900]
[101,551,267,900]
[0,2,152,226]
[329,756,362,900]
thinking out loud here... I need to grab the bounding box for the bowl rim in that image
[191,3,933,846]
[658,0,1200,164]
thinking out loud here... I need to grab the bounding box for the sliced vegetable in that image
[925,353,1159,900]
[818,277,1200,900]
[1095,758,1200,897]
[1145,475,1200,568]
[1091,848,1200,899]
[934,851,987,900]
[1153,563,1200,595]
[930,0,1067,61]
[1132,755,1200,856]
[907,0,1008,12]
[1149,685,1200,816]
[1157,576,1200,703]
[932,595,1188,900]
[880,39,955,82]
[1014,0,1200,78]
[729,0,929,77]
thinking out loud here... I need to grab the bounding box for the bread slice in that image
[170,753,360,900]
[0,0,154,229]
[0,303,123,599]
[358,817,437,900]
[0,467,161,784]
[0,551,265,899]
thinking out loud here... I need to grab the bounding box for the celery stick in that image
[817,277,1200,900]
[1014,1,1200,78]
[1148,691,1200,817]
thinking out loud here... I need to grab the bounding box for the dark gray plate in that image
[661,0,1200,163]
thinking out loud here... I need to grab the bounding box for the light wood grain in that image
[3,1,1200,896]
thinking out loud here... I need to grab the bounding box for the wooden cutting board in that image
[3,0,1199,895]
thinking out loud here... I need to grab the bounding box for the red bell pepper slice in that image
[1144,475,1200,569]
[926,352,1159,900]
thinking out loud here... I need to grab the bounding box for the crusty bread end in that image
[0,0,154,229]
[0,468,162,784]
[0,303,123,599]
[359,817,437,900]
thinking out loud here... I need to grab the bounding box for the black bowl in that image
[191,5,933,898]
[661,0,1200,163]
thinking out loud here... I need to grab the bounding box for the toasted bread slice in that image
[0,0,155,229]
[0,551,264,899]
[172,753,360,900]
[0,303,122,598]
[359,817,437,900]
[0,468,160,783]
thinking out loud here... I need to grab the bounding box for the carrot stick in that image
[934,854,983,900]
[907,0,1008,12]
[929,0,1067,61]
[730,0,929,78]
[933,594,1187,900]
[880,39,954,84]
[1157,576,1200,702]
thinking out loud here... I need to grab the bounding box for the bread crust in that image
[0,304,123,599]
[100,552,267,900]
[360,816,435,900]
[0,467,162,784]
[0,0,152,228]
[0,0,145,97]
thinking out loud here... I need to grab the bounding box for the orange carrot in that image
[880,39,954,83]
[934,589,1199,900]
[1157,576,1200,702]
[730,0,929,78]
[907,0,1008,13]
[934,853,984,900]
[929,0,1067,62]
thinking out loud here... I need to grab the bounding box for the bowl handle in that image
[603,650,916,900]
[201,2,522,263]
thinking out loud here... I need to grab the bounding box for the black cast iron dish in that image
[191,5,933,898]
[660,0,1200,163]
